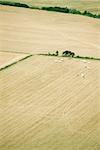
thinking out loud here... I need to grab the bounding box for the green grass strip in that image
[38,53,100,61]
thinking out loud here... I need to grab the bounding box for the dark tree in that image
[55,51,59,56]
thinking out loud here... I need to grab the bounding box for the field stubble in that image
[0,55,100,150]
[0,5,100,57]
[0,4,100,150]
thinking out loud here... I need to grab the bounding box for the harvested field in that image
[0,51,20,66]
[0,55,100,150]
[0,4,100,150]
[0,51,31,71]
[0,6,100,57]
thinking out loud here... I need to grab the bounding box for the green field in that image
[0,0,100,14]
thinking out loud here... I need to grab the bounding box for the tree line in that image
[41,6,100,19]
[0,1,100,19]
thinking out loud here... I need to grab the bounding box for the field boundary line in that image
[0,50,32,55]
[0,54,33,71]
[37,53,100,61]
[0,1,100,19]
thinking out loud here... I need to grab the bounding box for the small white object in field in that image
[81,60,87,63]
[54,59,63,63]
[58,60,62,63]
[81,73,85,78]
[60,58,64,61]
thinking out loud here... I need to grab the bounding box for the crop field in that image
[0,51,31,71]
[0,5,100,57]
[0,51,20,66]
[1,0,100,14]
[0,4,100,150]
[0,55,100,150]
